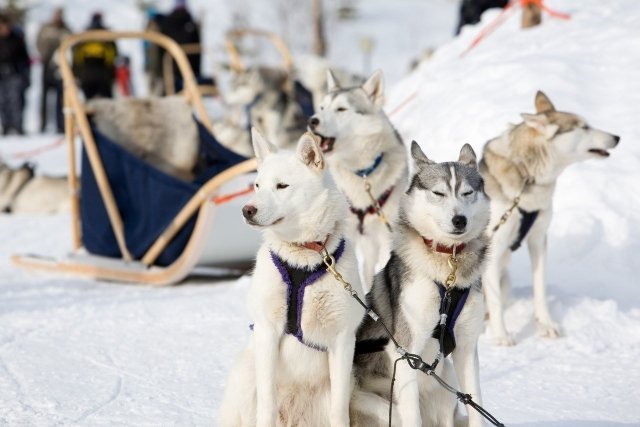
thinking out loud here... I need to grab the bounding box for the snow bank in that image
[2,0,640,425]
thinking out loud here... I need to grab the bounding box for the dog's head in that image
[242,128,341,242]
[225,66,292,106]
[402,142,490,245]
[520,91,620,163]
[307,69,389,157]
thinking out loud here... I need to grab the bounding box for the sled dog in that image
[218,130,365,426]
[215,66,307,157]
[308,69,408,291]
[0,160,69,214]
[354,142,490,427]
[480,91,620,345]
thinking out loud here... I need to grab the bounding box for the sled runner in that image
[12,30,260,286]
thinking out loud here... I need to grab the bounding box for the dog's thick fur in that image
[355,142,491,427]
[0,161,69,214]
[480,91,620,345]
[218,130,365,427]
[308,70,408,292]
[215,66,307,157]
[89,96,199,180]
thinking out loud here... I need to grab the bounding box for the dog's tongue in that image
[319,137,335,153]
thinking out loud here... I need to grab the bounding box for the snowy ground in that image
[2,0,640,425]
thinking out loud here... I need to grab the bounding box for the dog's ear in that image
[521,113,559,139]
[251,127,277,162]
[410,141,434,165]
[458,144,477,168]
[362,70,385,106]
[296,132,324,172]
[535,91,556,114]
[326,69,340,92]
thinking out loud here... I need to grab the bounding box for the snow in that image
[2,0,640,425]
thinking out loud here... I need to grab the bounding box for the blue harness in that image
[265,239,346,352]
[354,153,384,178]
[431,282,471,357]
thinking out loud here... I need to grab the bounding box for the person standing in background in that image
[160,0,201,91]
[36,8,71,133]
[72,12,117,99]
[0,12,30,135]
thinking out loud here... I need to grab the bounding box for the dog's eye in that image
[336,107,347,112]
[462,190,473,196]
[581,124,590,130]
[432,191,444,197]
[255,182,259,189]
[276,183,289,190]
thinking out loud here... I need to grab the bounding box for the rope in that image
[211,184,254,205]
[461,0,571,57]
[386,91,418,118]
[320,244,505,427]
[10,137,65,161]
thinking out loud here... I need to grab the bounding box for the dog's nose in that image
[242,205,257,219]
[613,135,621,145]
[308,116,319,130]
[452,215,467,230]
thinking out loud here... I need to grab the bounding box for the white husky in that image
[355,142,491,427]
[480,91,621,345]
[308,70,408,291]
[218,129,365,427]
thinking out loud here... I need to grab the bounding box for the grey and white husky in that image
[218,129,365,427]
[354,142,491,427]
[215,66,307,157]
[308,70,408,291]
[480,91,620,345]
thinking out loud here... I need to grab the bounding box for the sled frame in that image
[11,30,257,286]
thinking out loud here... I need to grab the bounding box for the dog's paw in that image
[493,334,515,346]
[537,321,561,338]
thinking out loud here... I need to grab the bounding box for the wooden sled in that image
[12,30,260,286]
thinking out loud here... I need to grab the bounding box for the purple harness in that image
[268,239,346,352]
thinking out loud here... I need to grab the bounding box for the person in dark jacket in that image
[0,13,30,135]
[160,0,201,90]
[37,8,71,132]
[456,0,509,34]
[72,12,118,99]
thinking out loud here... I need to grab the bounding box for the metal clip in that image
[363,178,393,232]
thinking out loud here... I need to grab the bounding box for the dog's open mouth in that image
[313,132,336,153]
[588,148,610,157]
[246,217,284,227]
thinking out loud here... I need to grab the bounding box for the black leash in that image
[320,245,505,427]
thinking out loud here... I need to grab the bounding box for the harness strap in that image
[431,282,470,357]
[350,186,394,234]
[269,238,346,351]
[354,153,384,178]
[510,208,539,251]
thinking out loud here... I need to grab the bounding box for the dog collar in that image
[423,238,466,255]
[295,234,330,253]
[354,153,384,178]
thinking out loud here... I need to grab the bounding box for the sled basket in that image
[12,30,260,285]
